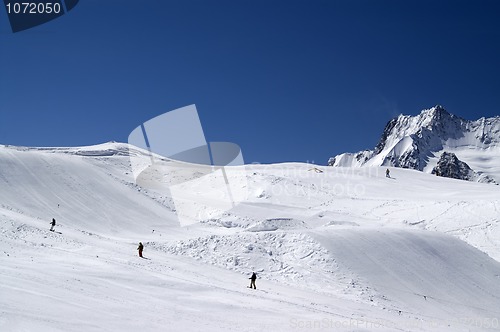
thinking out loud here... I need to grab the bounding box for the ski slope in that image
[1,142,500,331]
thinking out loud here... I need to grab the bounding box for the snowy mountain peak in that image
[329,106,500,183]
[421,104,449,119]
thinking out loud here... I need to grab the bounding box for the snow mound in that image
[245,218,309,232]
[151,232,362,297]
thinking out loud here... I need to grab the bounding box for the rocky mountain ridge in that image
[328,106,500,183]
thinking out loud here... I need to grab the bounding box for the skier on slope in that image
[249,272,257,289]
[49,218,56,232]
[386,168,391,178]
[137,242,144,258]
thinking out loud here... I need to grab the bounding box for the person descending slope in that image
[49,218,56,232]
[137,242,144,258]
[386,168,391,178]
[249,272,257,289]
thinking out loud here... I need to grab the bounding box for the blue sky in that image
[1,0,500,164]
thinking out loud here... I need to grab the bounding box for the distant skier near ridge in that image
[137,242,144,258]
[249,272,257,289]
[49,218,56,232]
[386,168,391,178]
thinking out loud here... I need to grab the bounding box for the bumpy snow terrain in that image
[329,106,500,184]
[2,142,500,331]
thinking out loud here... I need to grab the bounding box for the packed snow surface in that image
[1,142,500,331]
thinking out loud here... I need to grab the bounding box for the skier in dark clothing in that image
[49,218,56,232]
[137,242,144,257]
[249,272,257,289]
[386,168,391,178]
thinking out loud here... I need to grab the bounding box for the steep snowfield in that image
[2,143,500,331]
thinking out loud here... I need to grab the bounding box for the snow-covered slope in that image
[328,105,500,183]
[2,142,500,331]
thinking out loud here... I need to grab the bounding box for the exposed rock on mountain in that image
[432,152,497,184]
